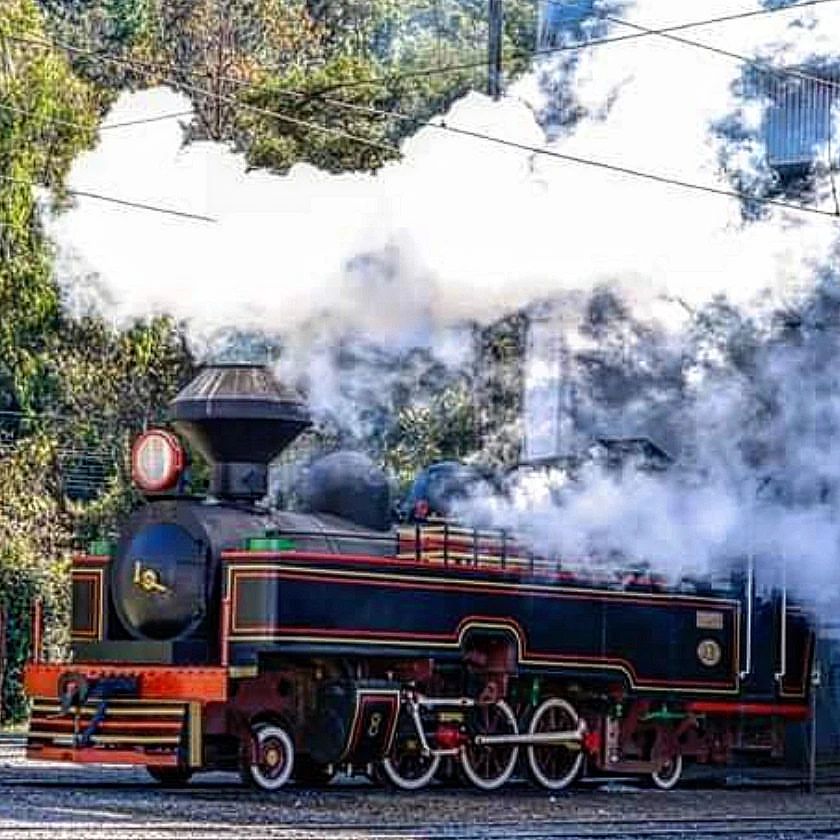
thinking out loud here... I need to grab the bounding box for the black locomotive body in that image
[24,365,816,792]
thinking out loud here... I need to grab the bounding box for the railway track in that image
[0,814,839,839]
[1,745,839,839]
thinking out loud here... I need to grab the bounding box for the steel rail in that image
[1,814,838,840]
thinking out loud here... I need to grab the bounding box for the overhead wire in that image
[5,0,840,222]
[3,32,401,158]
[603,12,840,94]
[395,115,840,218]
[7,1,838,132]
[228,0,840,97]
[197,50,840,218]
[601,10,840,215]
[6,0,839,115]
[99,109,196,130]
[266,0,840,95]
[0,173,217,223]
[0,102,195,133]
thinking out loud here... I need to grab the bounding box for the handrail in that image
[739,555,754,680]
[775,559,788,683]
[226,522,736,596]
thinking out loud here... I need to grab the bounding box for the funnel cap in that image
[169,363,310,470]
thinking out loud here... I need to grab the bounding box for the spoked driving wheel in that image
[241,722,295,792]
[526,698,585,791]
[380,708,440,791]
[650,753,683,790]
[460,700,519,791]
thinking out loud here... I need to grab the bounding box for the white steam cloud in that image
[46,1,840,603]
[49,0,840,337]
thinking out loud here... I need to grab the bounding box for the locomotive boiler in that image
[24,364,816,792]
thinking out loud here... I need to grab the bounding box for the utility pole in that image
[488,0,503,99]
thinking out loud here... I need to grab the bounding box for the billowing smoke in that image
[49,0,840,334]
[460,281,840,607]
[45,1,840,601]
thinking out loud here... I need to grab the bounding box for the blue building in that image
[754,67,840,177]
[537,0,594,47]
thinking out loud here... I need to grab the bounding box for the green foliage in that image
[385,381,479,490]
[0,432,73,718]
[38,1,538,173]
[240,53,399,172]
[105,0,151,45]
[240,0,537,173]
[0,0,541,720]
[47,316,195,539]
[0,0,99,414]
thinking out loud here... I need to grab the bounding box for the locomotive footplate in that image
[27,694,196,767]
[24,663,226,768]
[306,681,400,766]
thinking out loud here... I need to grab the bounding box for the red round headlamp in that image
[131,429,185,493]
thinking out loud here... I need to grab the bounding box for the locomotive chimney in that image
[168,363,311,500]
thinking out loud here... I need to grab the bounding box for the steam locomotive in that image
[24,364,815,792]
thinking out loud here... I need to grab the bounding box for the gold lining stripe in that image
[32,706,186,717]
[70,568,105,641]
[229,628,743,696]
[225,563,742,696]
[28,732,181,745]
[228,666,258,679]
[226,562,740,606]
[188,702,202,768]
[91,735,181,745]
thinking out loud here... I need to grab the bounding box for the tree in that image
[38,0,540,173]
[242,0,539,173]
[48,316,195,540]
[0,0,99,414]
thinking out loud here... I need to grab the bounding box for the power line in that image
[7,0,837,118]
[0,174,217,223]
[7,0,837,142]
[140,67,840,219]
[604,13,840,95]
[289,0,840,96]
[17,1,834,135]
[6,6,840,221]
[100,109,195,130]
[0,102,207,225]
[0,102,195,133]
[396,114,840,219]
[3,32,401,158]
[198,66,840,220]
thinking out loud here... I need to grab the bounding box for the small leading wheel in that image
[146,766,193,787]
[241,722,295,792]
[460,700,519,791]
[380,707,441,791]
[526,698,585,791]
[650,753,683,790]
